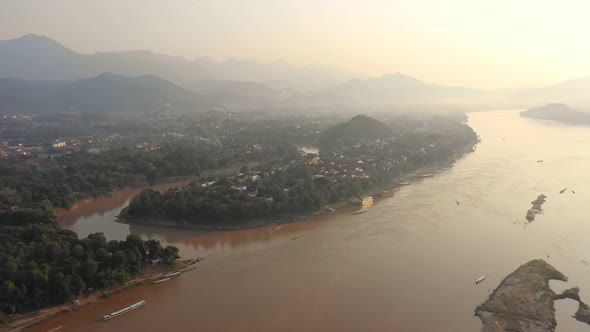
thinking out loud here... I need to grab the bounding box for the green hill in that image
[318,114,392,151]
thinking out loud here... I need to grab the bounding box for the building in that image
[52,140,66,148]
[361,196,373,208]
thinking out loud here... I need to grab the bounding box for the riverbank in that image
[119,149,470,232]
[0,259,199,332]
[56,161,266,220]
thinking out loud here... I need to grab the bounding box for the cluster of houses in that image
[186,116,475,209]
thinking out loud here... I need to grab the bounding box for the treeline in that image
[126,117,478,225]
[0,210,179,319]
[0,147,198,319]
[126,163,326,224]
[0,141,288,211]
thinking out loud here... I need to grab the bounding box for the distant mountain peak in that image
[19,33,42,39]
[17,33,51,41]
[374,72,423,83]
[10,34,71,48]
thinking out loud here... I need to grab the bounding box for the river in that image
[26,110,590,332]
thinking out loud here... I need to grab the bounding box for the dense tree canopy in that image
[0,213,178,316]
[126,116,478,225]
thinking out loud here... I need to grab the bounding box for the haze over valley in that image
[3,34,590,113]
[4,2,590,332]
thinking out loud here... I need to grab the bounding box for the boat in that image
[100,300,146,321]
[399,182,411,186]
[417,174,434,178]
[475,275,486,285]
[361,196,373,208]
[353,209,367,215]
[164,271,181,278]
[178,266,196,273]
[273,225,282,230]
[381,188,399,198]
[152,277,171,284]
[46,326,64,332]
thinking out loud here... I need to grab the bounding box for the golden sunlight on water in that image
[28,110,590,332]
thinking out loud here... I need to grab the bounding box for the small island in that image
[520,103,590,125]
[526,194,547,222]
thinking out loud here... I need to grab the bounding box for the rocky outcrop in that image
[574,302,590,325]
[554,287,581,302]
[526,194,547,222]
[475,260,590,331]
[555,288,590,326]
[475,259,566,332]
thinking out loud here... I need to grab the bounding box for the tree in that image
[145,239,163,260]
[162,246,180,264]
[81,259,98,282]
[124,235,146,257]
[112,251,127,269]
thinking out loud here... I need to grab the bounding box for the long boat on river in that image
[100,300,145,321]
[178,266,196,273]
[164,271,181,277]
[417,174,434,178]
[153,277,171,284]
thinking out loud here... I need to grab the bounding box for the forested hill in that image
[520,103,590,125]
[318,114,393,151]
[0,73,201,114]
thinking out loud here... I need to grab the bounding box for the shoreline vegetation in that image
[0,259,200,332]
[0,230,182,330]
[121,115,478,231]
[118,156,464,232]
[56,160,266,217]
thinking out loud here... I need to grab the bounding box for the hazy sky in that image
[1,0,590,89]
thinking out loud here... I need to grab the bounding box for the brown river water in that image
[26,110,590,332]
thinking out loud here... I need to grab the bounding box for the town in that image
[123,113,478,226]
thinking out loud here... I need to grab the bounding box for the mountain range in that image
[0,73,201,114]
[0,34,354,92]
[2,34,590,113]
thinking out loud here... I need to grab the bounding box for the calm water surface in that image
[28,111,590,332]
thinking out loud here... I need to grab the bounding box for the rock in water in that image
[475,259,567,332]
[526,194,547,222]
